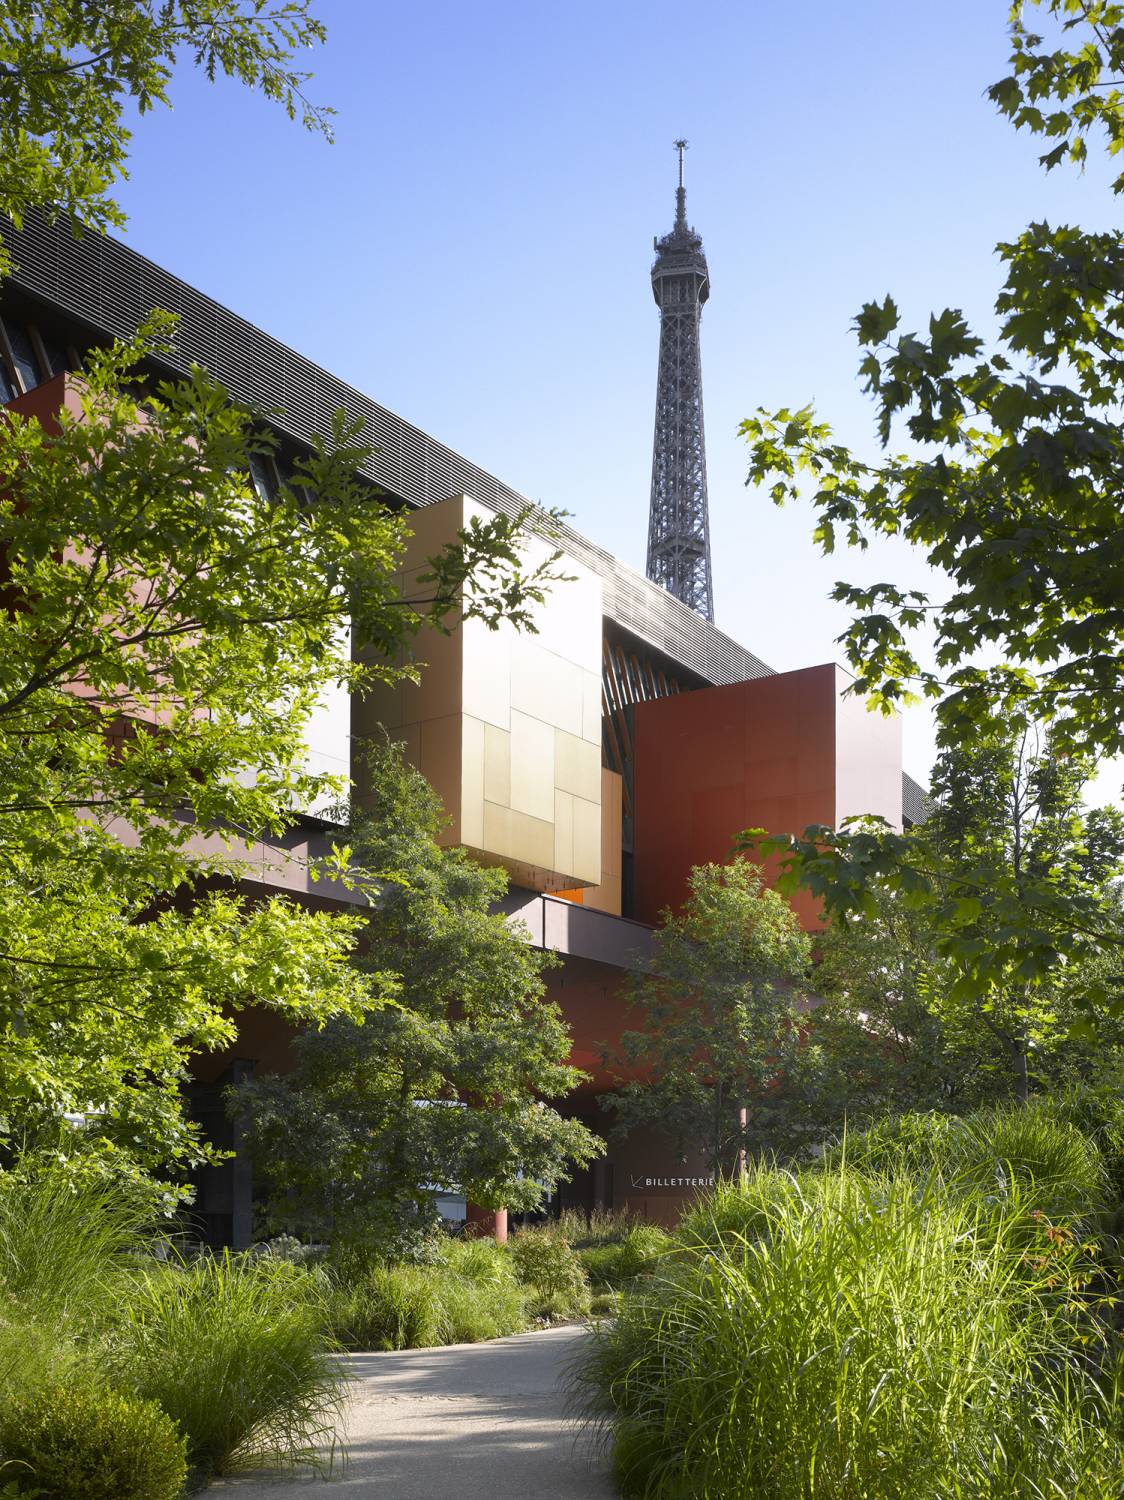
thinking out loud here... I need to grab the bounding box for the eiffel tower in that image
[645,140,715,622]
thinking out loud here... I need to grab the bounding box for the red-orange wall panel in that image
[633,663,900,931]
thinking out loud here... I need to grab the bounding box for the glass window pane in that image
[38,333,68,376]
[248,452,276,501]
[4,322,41,390]
[0,359,14,405]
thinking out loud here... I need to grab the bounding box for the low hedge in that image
[0,1383,187,1500]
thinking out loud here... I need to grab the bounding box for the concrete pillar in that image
[465,1204,508,1244]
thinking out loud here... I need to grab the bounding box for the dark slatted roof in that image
[2,212,772,688]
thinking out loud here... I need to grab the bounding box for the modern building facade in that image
[0,211,926,1237]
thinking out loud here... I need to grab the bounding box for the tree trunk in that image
[1011,1037,1029,1105]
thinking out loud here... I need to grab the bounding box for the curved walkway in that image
[210,1325,616,1498]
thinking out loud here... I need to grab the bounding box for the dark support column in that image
[592,1159,613,1212]
[227,1060,256,1250]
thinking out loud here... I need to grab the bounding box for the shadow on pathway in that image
[208,1324,615,1499]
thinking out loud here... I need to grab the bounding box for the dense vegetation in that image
[576,1099,1124,1499]
[0,1179,345,1493]
[742,0,1124,1032]
[3,0,1124,1494]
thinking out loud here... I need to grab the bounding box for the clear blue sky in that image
[112,0,1121,794]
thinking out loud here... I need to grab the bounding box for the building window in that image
[248,449,280,502]
[3,321,41,392]
[35,330,68,378]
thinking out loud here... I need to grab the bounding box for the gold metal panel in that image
[419,714,462,843]
[482,800,514,860]
[510,637,583,736]
[572,794,601,884]
[508,806,557,870]
[400,720,422,766]
[601,769,623,877]
[400,493,467,554]
[581,669,602,745]
[554,789,574,879]
[353,674,403,740]
[554,728,601,802]
[355,493,606,891]
[482,800,555,870]
[525,562,602,671]
[461,714,485,848]
[461,617,512,731]
[400,625,462,727]
[509,710,555,823]
[483,722,511,806]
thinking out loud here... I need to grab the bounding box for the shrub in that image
[327,1259,526,1350]
[0,1383,187,1500]
[110,1251,344,1480]
[510,1228,590,1319]
[577,1162,1122,1499]
[249,1233,320,1265]
[579,1225,673,1290]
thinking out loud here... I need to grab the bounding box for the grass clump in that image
[557,1206,643,1246]
[108,1251,345,1482]
[556,1208,674,1292]
[0,1176,146,1338]
[327,1242,526,1351]
[835,1098,1108,1219]
[0,1383,187,1500]
[578,1151,1124,1499]
[579,1225,673,1291]
[0,1189,348,1487]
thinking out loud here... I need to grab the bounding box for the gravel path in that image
[208,1324,616,1499]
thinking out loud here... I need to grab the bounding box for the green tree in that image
[921,722,1124,1098]
[236,742,601,1246]
[0,0,564,1199]
[604,861,812,1177]
[787,725,1124,1120]
[740,0,1124,1016]
[0,324,561,1195]
[0,0,333,273]
[806,890,991,1126]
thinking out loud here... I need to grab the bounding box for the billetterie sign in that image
[630,1174,715,1190]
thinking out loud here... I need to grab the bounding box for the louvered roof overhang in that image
[2,212,772,689]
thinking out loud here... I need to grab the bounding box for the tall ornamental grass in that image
[0,1176,146,1337]
[109,1252,346,1481]
[0,1176,349,1487]
[577,1161,1123,1499]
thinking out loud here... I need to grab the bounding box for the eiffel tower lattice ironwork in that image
[645,139,715,622]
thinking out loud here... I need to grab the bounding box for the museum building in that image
[0,210,926,1240]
